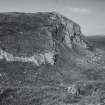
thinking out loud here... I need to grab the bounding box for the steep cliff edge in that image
[0,12,105,105]
[0,12,89,52]
[0,12,93,66]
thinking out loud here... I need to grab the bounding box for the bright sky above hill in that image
[0,0,105,36]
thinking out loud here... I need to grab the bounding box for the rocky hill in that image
[0,12,105,105]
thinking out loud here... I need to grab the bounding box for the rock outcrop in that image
[0,12,105,105]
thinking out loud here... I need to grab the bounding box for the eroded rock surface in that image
[0,12,105,105]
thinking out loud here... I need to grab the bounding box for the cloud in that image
[60,7,91,14]
[70,7,90,14]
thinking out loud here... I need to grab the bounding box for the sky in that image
[0,0,105,36]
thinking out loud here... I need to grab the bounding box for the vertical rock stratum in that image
[0,12,105,105]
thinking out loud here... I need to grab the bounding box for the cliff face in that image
[0,12,90,66]
[0,12,88,55]
[0,12,105,105]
